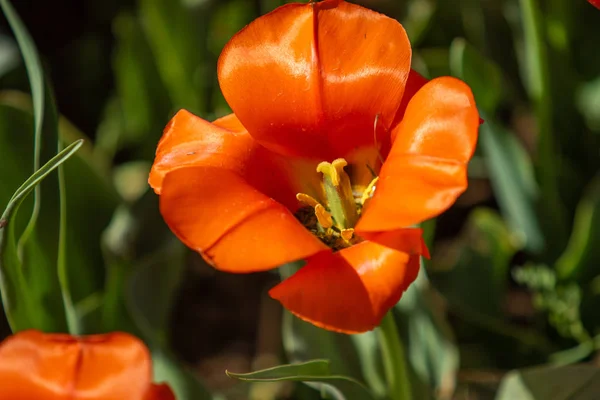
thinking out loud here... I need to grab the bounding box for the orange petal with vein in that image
[160,167,326,273]
[357,77,479,232]
[150,110,320,211]
[149,110,251,195]
[148,110,250,194]
[269,238,421,333]
[218,0,411,159]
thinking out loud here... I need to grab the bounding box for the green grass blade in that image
[0,0,83,333]
[2,141,84,221]
[227,360,375,400]
[0,0,44,242]
[0,140,83,330]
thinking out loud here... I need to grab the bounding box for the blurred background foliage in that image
[0,0,599,399]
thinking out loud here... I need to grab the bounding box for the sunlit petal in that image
[357,77,479,232]
[270,237,421,333]
[218,0,411,159]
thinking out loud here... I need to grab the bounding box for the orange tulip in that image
[0,330,175,400]
[149,0,479,333]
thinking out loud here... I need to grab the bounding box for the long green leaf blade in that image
[0,0,44,238]
[0,0,81,333]
[0,140,83,330]
[227,360,375,400]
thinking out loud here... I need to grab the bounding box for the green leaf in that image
[449,38,504,113]
[377,313,412,400]
[227,360,375,400]
[495,365,600,400]
[349,332,387,398]
[138,0,206,114]
[228,360,329,381]
[282,311,364,382]
[0,0,79,332]
[279,263,371,398]
[0,91,121,334]
[0,139,83,330]
[555,176,600,282]
[478,118,544,252]
[395,269,459,399]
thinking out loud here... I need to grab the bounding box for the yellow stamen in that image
[316,158,358,229]
[360,176,379,206]
[341,228,354,242]
[315,204,333,229]
[296,193,320,208]
[317,159,344,186]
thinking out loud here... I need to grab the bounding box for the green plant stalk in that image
[102,257,130,333]
[0,140,83,331]
[0,0,43,253]
[519,0,567,254]
[549,334,600,366]
[57,134,81,335]
[377,312,411,400]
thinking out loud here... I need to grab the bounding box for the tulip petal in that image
[269,238,421,333]
[356,77,479,232]
[149,110,252,195]
[160,166,327,273]
[144,384,176,400]
[392,68,429,133]
[218,0,411,159]
[0,330,154,400]
[150,110,322,211]
[359,227,430,259]
[151,110,326,272]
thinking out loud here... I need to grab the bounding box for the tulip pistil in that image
[317,158,358,230]
[294,158,381,251]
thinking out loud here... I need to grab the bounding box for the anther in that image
[296,193,320,208]
[315,204,333,229]
[341,228,354,242]
[316,158,358,229]
[360,177,379,206]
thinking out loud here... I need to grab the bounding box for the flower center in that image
[295,158,378,250]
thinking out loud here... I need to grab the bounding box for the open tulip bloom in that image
[149,0,479,334]
[0,330,174,400]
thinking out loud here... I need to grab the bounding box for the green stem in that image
[377,312,411,400]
